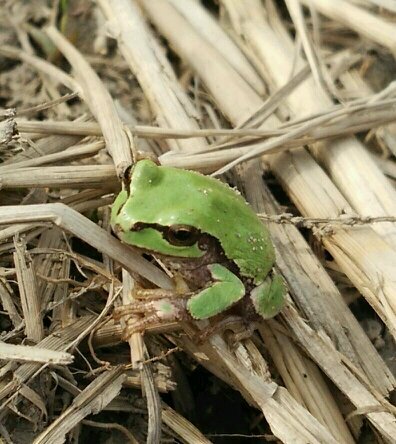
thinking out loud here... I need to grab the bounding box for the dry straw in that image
[1,0,396,442]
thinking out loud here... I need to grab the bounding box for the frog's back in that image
[123,160,275,282]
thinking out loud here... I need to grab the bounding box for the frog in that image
[110,159,286,334]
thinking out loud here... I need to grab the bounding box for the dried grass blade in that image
[98,0,208,153]
[45,26,132,177]
[0,141,105,172]
[300,0,396,54]
[0,316,95,405]
[0,343,73,366]
[32,366,126,444]
[13,236,44,343]
[162,403,213,444]
[1,165,117,189]
[0,204,172,289]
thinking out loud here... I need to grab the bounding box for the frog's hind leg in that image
[114,298,188,337]
[120,313,166,336]
[113,276,191,337]
[250,274,286,319]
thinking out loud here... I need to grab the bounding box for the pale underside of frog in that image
[111,159,286,335]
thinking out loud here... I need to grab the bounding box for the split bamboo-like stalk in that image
[13,237,44,342]
[0,140,105,171]
[0,316,95,404]
[33,366,126,444]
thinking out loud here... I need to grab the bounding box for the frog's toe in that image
[114,298,187,338]
[250,274,286,319]
[121,313,162,338]
[113,300,153,319]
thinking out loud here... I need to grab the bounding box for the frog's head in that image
[111,160,205,258]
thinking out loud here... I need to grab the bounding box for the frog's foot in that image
[191,315,247,344]
[250,273,286,319]
[114,298,188,338]
[226,322,258,344]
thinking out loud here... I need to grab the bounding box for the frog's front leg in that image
[250,273,286,319]
[186,264,245,319]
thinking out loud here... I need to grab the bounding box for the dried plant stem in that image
[0,204,172,289]
[0,165,117,189]
[260,322,354,444]
[45,26,132,177]
[300,0,396,54]
[33,366,126,444]
[175,327,339,443]
[168,0,265,95]
[97,0,208,154]
[13,237,44,342]
[162,403,213,444]
[280,307,396,441]
[0,316,95,407]
[0,342,73,365]
[0,141,105,171]
[240,160,395,394]
[16,97,396,143]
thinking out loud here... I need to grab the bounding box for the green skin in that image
[111,160,285,321]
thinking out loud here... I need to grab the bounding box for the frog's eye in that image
[165,225,199,247]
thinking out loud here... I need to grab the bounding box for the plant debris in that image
[1,1,396,443]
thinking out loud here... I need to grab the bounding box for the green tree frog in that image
[111,159,286,332]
